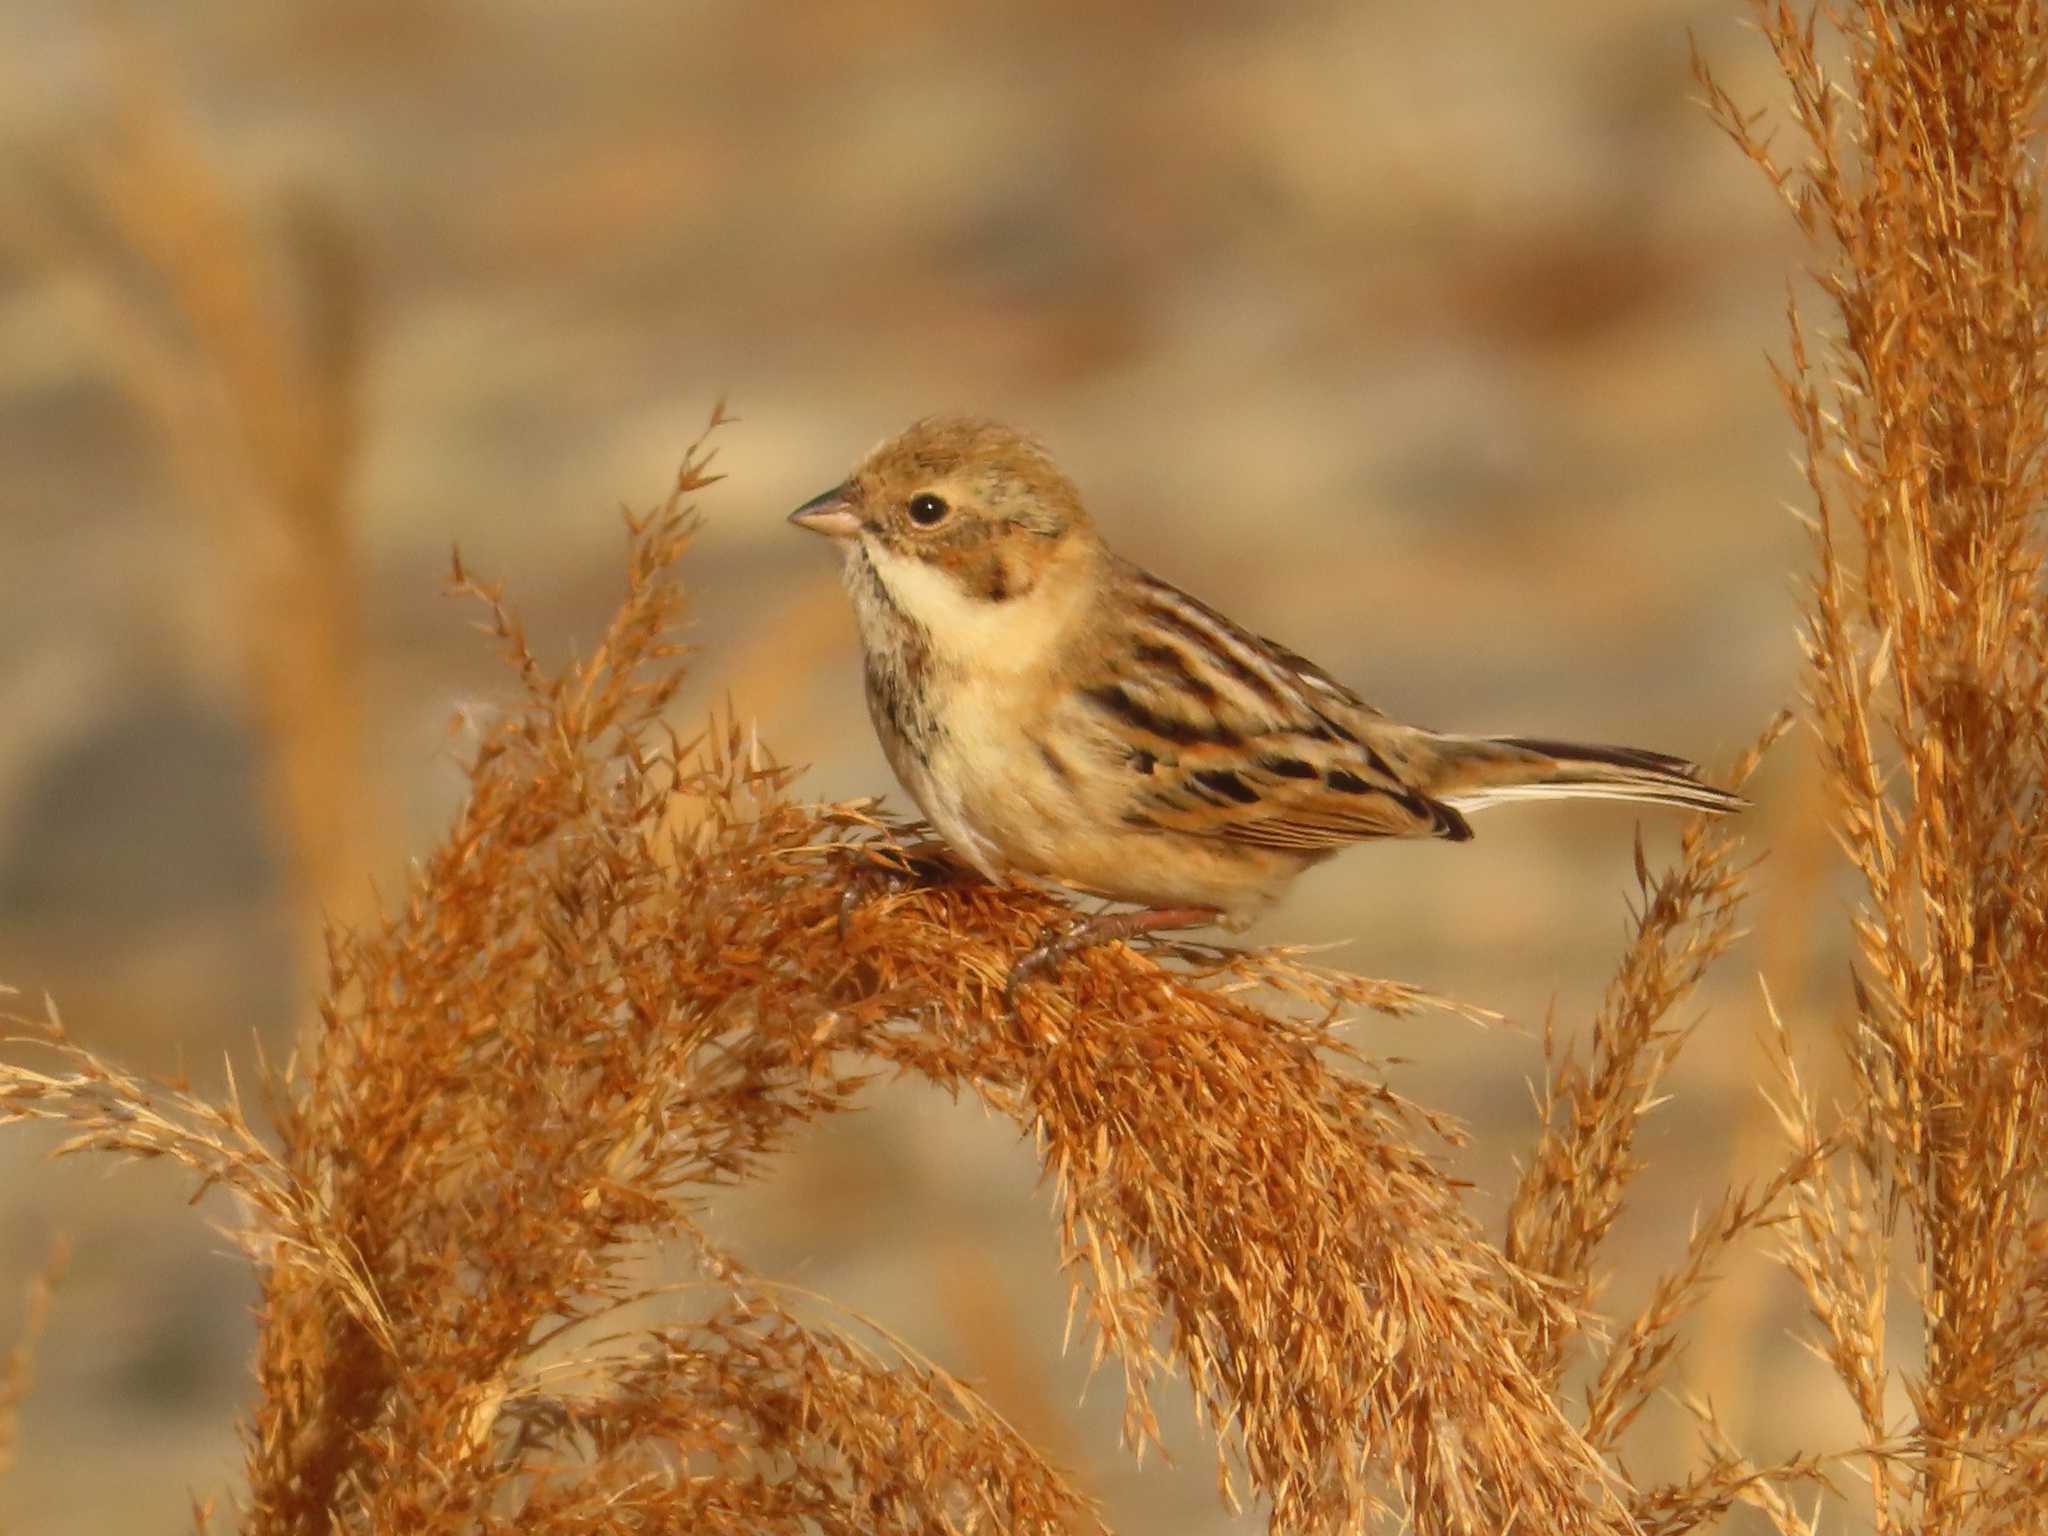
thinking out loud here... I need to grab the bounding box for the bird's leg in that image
[1005,905,1223,1007]
[837,838,978,938]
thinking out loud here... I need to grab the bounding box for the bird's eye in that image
[907,492,950,527]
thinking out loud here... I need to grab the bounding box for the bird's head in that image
[789,417,1104,657]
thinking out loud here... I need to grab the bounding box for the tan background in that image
[0,3,1855,1531]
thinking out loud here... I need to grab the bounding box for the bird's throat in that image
[852,533,1098,677]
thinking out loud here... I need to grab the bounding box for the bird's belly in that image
[1014,823,1313,917]
[901,700,1066,884]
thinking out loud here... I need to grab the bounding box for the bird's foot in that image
[1004,905,1223,1009]
[836,840,975,939]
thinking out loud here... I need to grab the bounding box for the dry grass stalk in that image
[1699,2,2048,1530]
[0,400,1809,1532]
[1501,717,1833,1533]
[3,23,374,945]
[0,1231,68,1522]
[1506,714,1787,1378]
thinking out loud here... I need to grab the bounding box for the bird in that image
[789,416,1742,994]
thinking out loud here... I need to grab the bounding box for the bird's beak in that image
[787,483,863,539]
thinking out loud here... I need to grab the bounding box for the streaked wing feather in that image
[1096,565,1470,848]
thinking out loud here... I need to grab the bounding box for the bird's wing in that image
[1079,566,1472,848]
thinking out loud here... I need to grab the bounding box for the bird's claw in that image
[1003,904,1225,1011]
[1003,918,1090,1010]
[835,843,970,940]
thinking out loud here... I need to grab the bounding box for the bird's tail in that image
[1427,735,1745,817]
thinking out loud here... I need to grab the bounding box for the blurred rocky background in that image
[0,3,1850,1530]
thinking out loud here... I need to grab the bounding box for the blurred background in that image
[0,2,1855,1530]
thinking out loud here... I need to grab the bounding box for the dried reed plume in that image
[1698,1,2048,1530]
[0,399,1807,1532]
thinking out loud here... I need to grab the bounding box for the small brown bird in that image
[791,417,1740,988]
